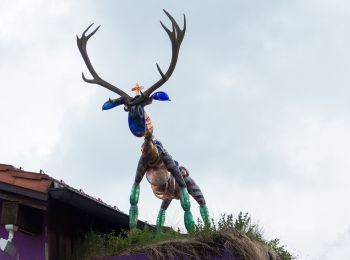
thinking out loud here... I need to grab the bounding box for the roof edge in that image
[0,182,48,201]
[49,187,150,230]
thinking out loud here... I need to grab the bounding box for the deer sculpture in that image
[77,10,210,232]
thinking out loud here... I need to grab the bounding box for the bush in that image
[71,212,294,260]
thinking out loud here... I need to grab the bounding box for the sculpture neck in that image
[144,111,153,139]
[141,113,158,163]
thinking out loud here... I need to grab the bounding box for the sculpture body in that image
[129,113,210,230]
[77,10,210,232]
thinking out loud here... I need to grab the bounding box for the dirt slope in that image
[119,229,280,260]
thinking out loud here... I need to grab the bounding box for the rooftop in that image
[0,163,148,230]
[0,164,52,193]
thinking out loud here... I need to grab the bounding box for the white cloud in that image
[319,227,350,260]
[1,1,350,259]
[0,0,94,168]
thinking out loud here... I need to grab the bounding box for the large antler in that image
[77,10,185,106]
[142,9,186,98]
[77,24,132,103]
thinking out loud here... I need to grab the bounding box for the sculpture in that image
[77,10,210,232]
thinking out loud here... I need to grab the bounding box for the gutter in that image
[0,182,47,201]
[48,186,150,230]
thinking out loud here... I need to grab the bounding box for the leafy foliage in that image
[267,238,294,260]
[71,212,294,260]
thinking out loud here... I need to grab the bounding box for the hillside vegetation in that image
[71,212,294,260]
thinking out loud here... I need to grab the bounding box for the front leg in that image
[156,199,172,232]
[157,146,195,231]
[180,187,195,231]
[129,157,146,229]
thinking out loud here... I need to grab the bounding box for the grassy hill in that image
[71,212,294,260]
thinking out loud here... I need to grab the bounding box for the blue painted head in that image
[102,91,170,137]
[128,104,146,137]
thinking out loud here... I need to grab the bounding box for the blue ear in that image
[151,91,171,101]
[102,98,124,110]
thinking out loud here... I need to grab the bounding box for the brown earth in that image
[120,229,281,260]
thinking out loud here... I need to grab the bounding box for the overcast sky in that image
[1,1,350,259]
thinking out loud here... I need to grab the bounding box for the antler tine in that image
[77,24,131,102]
[83,23,100,41]
[142,10,186,99]
[163,9,186,44]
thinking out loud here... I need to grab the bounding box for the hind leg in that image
[182,169,211,227]
[156,199,172,231]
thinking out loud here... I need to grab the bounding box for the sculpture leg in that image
[180,187,195,231]
[157,146,195,231]
[129,182,140,229]
[129,157,147,230]
[199,204,211,227]
[184,175,211,227]
[156,199,172,231]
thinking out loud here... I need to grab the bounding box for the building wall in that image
[0,199,47,260]
[47,198,122,260]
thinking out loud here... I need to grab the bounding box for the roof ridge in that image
[0,164,17,171]
[0,166,51,180]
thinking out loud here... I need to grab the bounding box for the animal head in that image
[77,10,186,137]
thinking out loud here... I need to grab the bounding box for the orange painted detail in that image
[0,164,52,193]
[131,83,144,95]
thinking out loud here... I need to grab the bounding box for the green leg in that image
[200,205,211,227]
[156,208,166,231]
[129,183,140,229]
[156,200,172,232]
[180,187,195,231]
[129,205,138,229]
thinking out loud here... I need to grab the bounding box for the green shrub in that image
[72,212,294,260]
